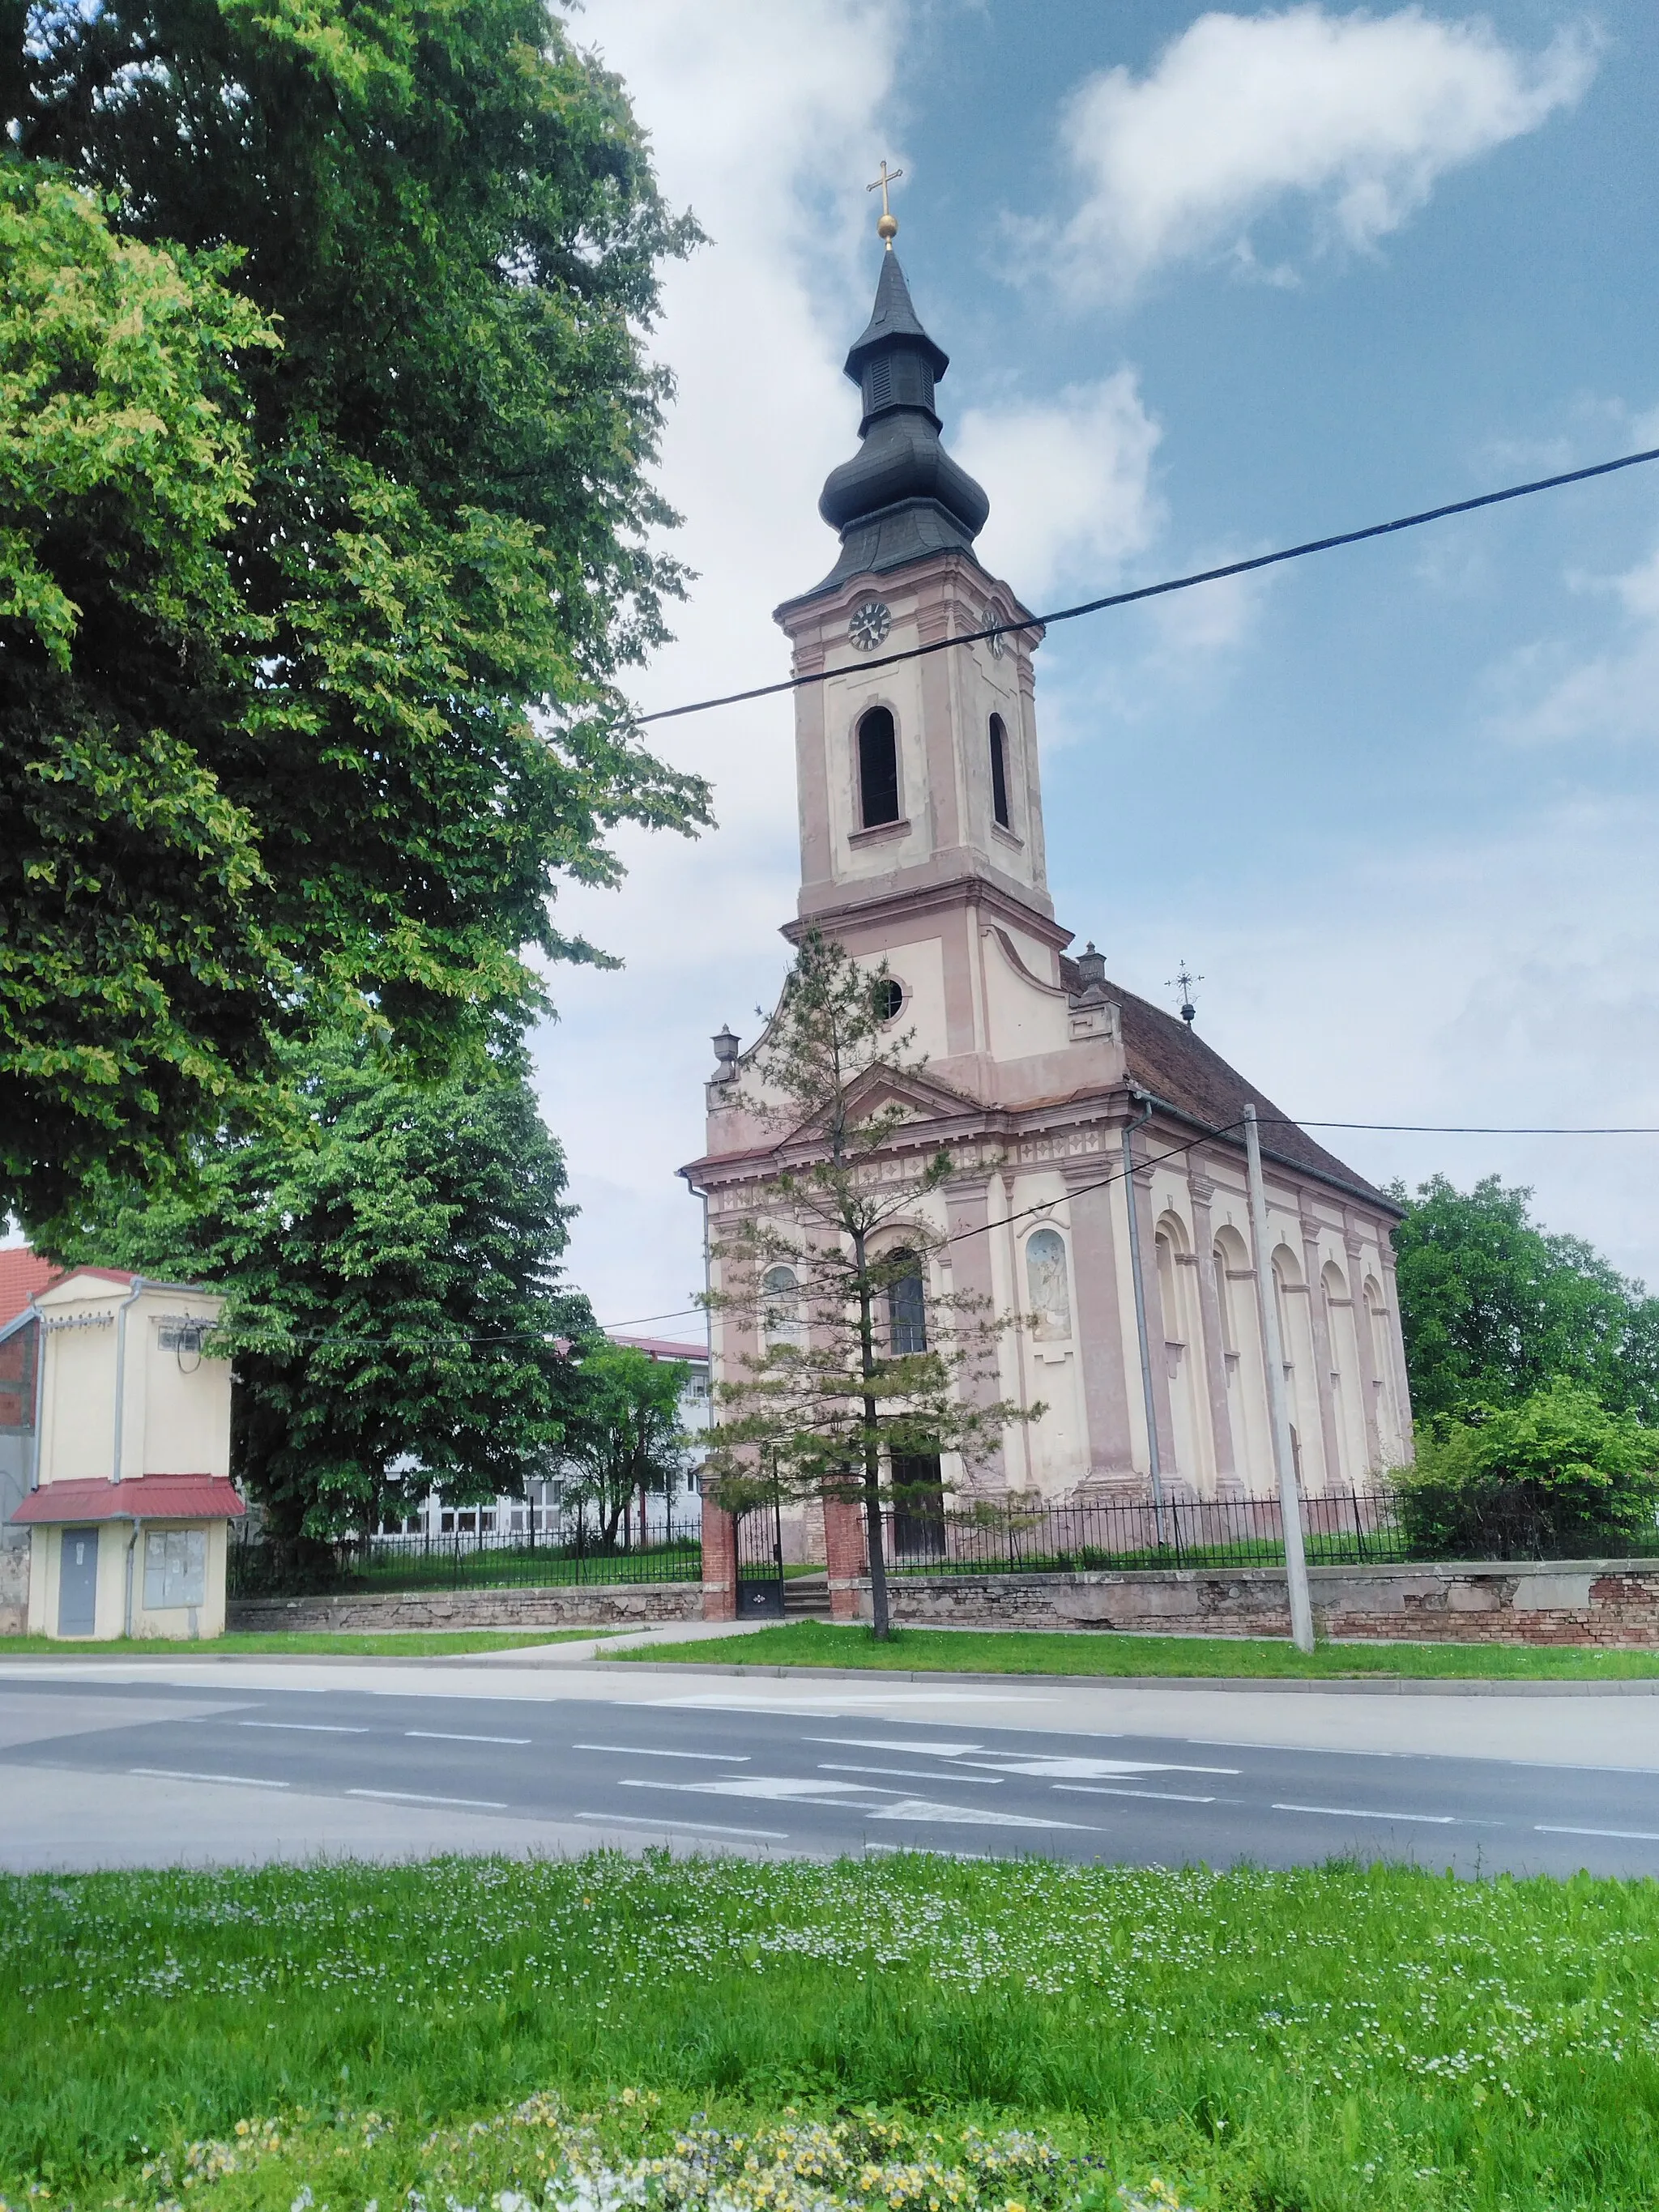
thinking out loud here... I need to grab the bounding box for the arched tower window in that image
[857,707,900,827]
[988,714,1011,829]
[886,1249,928,1355]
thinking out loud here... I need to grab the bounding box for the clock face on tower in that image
[848,598,891,652]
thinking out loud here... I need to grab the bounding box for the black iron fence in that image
[229,1519,703,1598]
[876,1490,1408,1577]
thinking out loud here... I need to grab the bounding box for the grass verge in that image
[0,1627,618,1660]
[4,1852,1658,2212]
[616,1618,1659,1679]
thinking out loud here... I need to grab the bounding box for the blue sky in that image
[537,1,1659,1337]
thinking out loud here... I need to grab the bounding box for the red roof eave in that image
[10,1474,246,1526]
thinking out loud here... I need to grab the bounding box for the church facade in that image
[682,237,1411,1519]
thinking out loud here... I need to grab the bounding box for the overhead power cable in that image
[202,1116,1658,1353]
[628,443,1659,727]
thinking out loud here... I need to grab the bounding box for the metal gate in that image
[736,1486,786,1618]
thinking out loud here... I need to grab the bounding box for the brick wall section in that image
[860,1558,1659,1647]
[823,1494,868,1623]
[228,1581,702,1634]
[701,1506,738,1623]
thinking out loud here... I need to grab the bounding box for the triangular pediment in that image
[777,1060,980,1155]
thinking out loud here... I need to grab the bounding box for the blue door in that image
[58,1527,98,1637]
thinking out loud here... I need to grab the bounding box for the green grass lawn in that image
[0,1627,617,1660]
[618,1618,1659,1680]
[5,1851,1659,2212]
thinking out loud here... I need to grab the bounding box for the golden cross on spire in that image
[867,160,903,248]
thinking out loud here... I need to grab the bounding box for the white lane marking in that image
[347,1788,507,1809]
[804,1737,984,1754]
[647,1693,1047,1711]
[866,1843,991,1860]
[239,1720,370,1733]
[130,1767,290,1789]
[572,1743,749,1762]
[1273,1802,1455,1824]
[620,1776,874,1804]
[576,1810,787,1839]
[868,1797,1092,1831]
[1053,1784,1218,1804]
[1537,1823,1659,1842]
[818,1762,1002,1784]
[625,1776,1091,1833]
[406,1730,531,1745]
[958,1755,1239,1779]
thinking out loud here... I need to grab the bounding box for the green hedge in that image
[1392,1379,1659,1558]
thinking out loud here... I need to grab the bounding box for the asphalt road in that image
[5,1656,1659,1877]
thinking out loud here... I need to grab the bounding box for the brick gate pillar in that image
[822,1490,868,1623]
[702,1503,738,1622]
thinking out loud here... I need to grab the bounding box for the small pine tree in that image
[700,931,1038,1638]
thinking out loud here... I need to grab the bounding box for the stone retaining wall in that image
[859,1558,1659,1646]
[228,1580,702,1634]
[0,1543,28,1636]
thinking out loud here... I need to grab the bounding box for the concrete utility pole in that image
[1243,1105,1315,1652]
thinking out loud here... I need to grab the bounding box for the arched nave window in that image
[886,1248,928,1356]
[1025,1225,1072,1340]
[857,707,900,827]
[1212,1225,1251,1357]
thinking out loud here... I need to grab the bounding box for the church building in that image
[683,219,1412,1525]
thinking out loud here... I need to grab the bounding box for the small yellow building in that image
[10,1269,244,1640]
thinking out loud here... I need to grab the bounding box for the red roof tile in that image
[608,1333,708,1363]
[1059,965,1398,1213]
[11,1474,245,1524]
[0,1247,63,1329]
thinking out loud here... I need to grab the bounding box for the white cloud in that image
[1090,795,1659,1285]
[1496,541,1659,747]
[1047,6,1596,297]
[955,371,1162,604]
[530,0,909,1332]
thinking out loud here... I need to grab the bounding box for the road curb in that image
[591,1656,1659,1696]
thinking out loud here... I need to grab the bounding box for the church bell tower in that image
[771,232,1081,1091]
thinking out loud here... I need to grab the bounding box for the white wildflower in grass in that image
[6,1852,1659,2209]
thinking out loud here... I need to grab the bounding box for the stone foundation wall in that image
[228,1580,702,1634]
[0,1541,28,1635]
[864,1558,1659,1647]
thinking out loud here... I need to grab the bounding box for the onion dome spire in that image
[807,245,991,596]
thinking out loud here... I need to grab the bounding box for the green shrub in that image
[1392,1379,1659,1558]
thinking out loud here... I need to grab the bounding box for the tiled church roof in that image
[1061,960,1397,1213]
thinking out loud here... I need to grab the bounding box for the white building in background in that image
[392,1332,710,1541]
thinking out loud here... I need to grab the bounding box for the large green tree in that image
[60,1029,595,1559]
[1390,1174,1659,1425]
[1,168,281,1234]
[3,0,710,1238]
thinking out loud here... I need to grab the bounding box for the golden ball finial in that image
[868,161,903,249]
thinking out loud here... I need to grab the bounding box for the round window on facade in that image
[872,976,905,1024]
